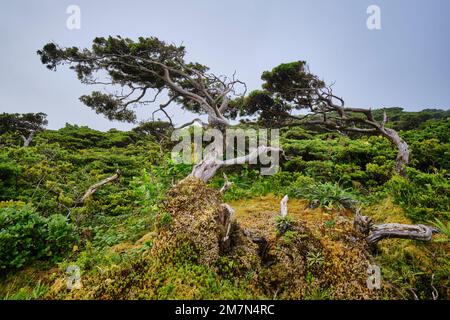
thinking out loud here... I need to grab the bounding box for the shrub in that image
[0,202,47,270]
[385,169,450,222]
[45,214,77,257]
[0,202,78,271]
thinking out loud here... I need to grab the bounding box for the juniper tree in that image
[0,112,48,147]
[237,61,410,176]
[38,36,280,181]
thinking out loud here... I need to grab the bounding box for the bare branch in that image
[220,173,234,194]
[76,170,121,205]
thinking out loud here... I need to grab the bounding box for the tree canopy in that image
[38,36,246,128]
[0,112,48,147]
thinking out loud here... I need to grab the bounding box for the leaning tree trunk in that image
[21,131,35,148]
[190,146,282,183]
[380,127,410,177]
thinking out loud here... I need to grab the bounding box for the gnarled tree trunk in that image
[380,127,410,177]
[190,146,282,183]
[353,210,438,247]
[21,131,35,148]
[367,223,437,245]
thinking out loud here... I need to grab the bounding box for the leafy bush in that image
[386,169,450,222]
[0,202,77,271]
[45,214,77,257]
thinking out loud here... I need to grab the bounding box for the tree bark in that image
[353,211,438,246]
[190,146,282,182]
[380,127,410,176]
[366,223,437,245]
[21,131,35,147]
[76,170,121,205]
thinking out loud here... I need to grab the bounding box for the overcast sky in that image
[1,0,449,130]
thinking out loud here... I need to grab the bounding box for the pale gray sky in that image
[1,0,449,130]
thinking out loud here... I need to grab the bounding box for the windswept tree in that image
[0,112,48,147]
[37,37,438,264]
[237,61,410,176]
[38,36,280,181]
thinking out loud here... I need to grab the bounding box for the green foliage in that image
[2,281,48,300]
[290,182,359,210]
[45,214,77,257]
[0,202,77,271]
[430,219,450,243]
[385,169,449,222]
[0,109,449,300]
[37,37,214,122]
[275,216,293,235]
[306,251,325,268]
[0,112,48,146]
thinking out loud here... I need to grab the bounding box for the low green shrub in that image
[0,202,78,271]
[385,168,450,222]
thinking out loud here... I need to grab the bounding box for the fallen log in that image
[353,210,439,246]
[366,223,438,245]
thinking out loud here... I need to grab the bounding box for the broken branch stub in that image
[353,208,373,236]
[280,195,289,218]
[220,173,234,194]
[219,203,235,252]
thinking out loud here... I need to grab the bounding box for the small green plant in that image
[430,218,450,242]
[305,287,332,300]
[324,219,336,229]
[139,241,153,252]
[275,216,293,235]
[282,230,299,245]
[291,182,358,210]
[159,212,172,229]
[306,251,324,268]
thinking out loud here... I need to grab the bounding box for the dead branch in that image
[353,210,439,246]
[366,223,438,245]
[76,170,121,205]
[280,195,288,218]
[190,146,282,182]
[220,173,234,194]
[221,203,235,243]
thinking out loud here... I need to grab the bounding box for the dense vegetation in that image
[0,108,448,300]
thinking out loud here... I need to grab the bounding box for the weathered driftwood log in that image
[76,170,121,205]
[353,210,438,246]
[366,223,438,245]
